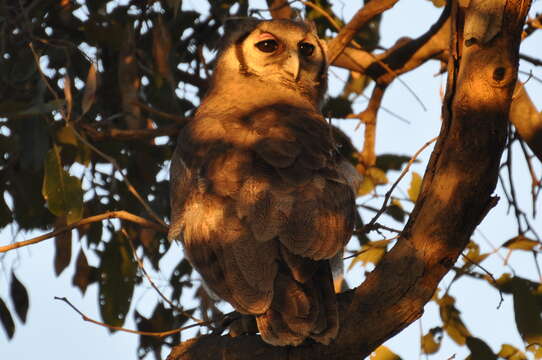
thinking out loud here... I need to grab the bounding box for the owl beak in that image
[283,53,300,81]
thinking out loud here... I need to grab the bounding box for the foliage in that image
[0,1,541,359]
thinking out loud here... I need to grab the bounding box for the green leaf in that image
[408,172,422,202]
[370,345,402,360]
[10,272,29,324]
[42,145,84,224]
[72,248,97,295]
[498,344,528,360]
[421,327,442,354]
[322,96,353,118]
[385,199,406,222]
[0,192,12,228]
[465,336,497,360]
[19,117,50,173]
[376,154,414,172]
[503,235,539,252]
[512,280,542,345]
[54,217,72,276]
[98,232,137,329]
[437,294,471,345]
[0,297,15,339]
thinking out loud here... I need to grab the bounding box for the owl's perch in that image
[167,1,530,359]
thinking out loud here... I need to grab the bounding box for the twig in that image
[520,53,542,66]
[54,296,209,338]
[460,254,504,309]
[122,229,210,328]
[0,211,167,253]
[80,123,182,142]
[132,101,187,123]
[366,137,438,230]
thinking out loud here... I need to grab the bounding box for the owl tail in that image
[255,259,339,346]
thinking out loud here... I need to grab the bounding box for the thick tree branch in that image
[167,0,531,359]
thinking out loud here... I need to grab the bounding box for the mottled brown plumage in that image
[169,18,360,346]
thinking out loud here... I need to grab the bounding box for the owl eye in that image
[299,42,315,57]
[255,40,279,53]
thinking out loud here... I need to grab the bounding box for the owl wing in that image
[169,119,278,314]
[169,105,359,343]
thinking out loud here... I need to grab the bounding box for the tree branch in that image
[331,4,450,82]
[55,296,207,338]
[167,0,531,358]
[327,0,399,64]
[0,211,167,253]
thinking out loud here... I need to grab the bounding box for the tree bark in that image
[166,1,531,359]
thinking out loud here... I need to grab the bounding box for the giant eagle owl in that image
[169,18,360,346]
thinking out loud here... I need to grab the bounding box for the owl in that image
[169,18,360,346]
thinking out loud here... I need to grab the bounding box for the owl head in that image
[211,18,328,107]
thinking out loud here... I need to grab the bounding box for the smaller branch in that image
[0,211,167,254]
[54,296,208,338]
[520,53,542,66]
[365,137,438,230]
[80,123,182,142]
[133,101,188,123]
[327,0,399,64]
[355,84,386,167]
[517,138,541,218]
[525,13,542,38]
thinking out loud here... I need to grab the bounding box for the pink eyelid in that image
[255,32,277,41]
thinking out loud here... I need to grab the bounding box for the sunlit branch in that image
[0,211,167,254]
[54,296,209,338]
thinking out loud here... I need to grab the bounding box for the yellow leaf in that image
[358,176,375,196]
[421,328,442,354]
[348,239,390,269]
[82,63,97,116]
[503,235,540,252]
[498,344,527,360]
[437,294,471,345]
[371,346,402,360]
[366,167,388,185]
[408,171,422,202]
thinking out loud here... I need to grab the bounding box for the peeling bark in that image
[166,1,531,359]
